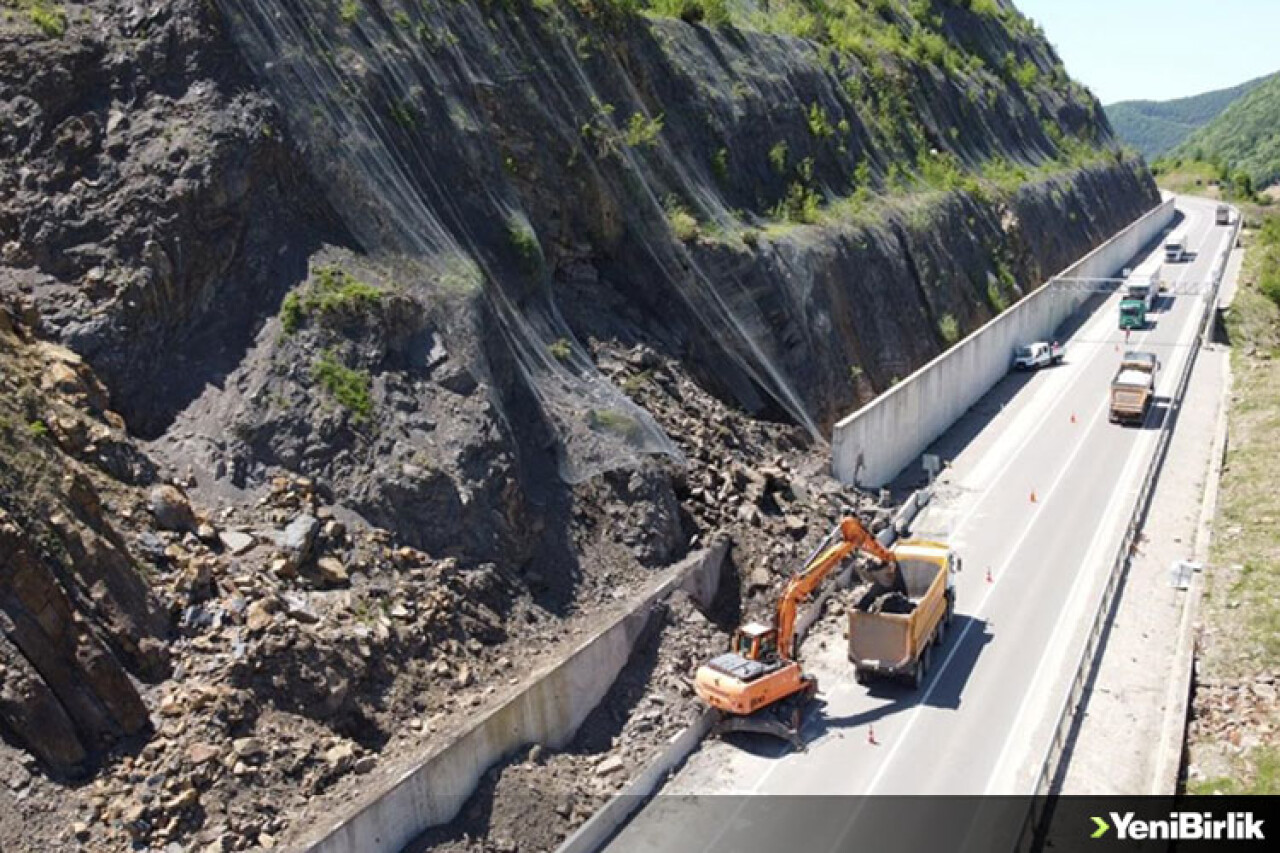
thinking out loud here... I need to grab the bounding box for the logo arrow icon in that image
[1091,816,1110,839]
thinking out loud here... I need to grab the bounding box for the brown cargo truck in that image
[848,540,958,689]
[1109,350,1159,425]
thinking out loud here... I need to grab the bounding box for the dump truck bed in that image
[848,556,948,678]
[1110,355,1157,424]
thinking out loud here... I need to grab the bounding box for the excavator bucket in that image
[708,696,810,752]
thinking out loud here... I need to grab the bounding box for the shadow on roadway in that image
[711,616,994,758]
[1109,397,1171,431]
[808,615,993,738]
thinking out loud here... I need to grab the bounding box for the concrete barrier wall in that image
[298,540,729,853]
[556,490,934,853]
[832,197,1177,487]
[555,709,718,853]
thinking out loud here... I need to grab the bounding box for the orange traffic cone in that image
[867,725,878,746]
[1030,490,1038,503]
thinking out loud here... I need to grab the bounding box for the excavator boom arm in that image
[774,517,902,659]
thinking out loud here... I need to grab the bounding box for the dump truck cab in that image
[1119,298,1147,330]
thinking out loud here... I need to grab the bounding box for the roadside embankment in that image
[1186,214,1280,794]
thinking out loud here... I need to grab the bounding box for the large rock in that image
[272,513,318,566]
[149,484,197,532]
[218,530,256,555]
[316,557,349,588]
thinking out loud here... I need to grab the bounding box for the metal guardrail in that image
[1011,208,1241,852]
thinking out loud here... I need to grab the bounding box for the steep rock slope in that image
[0,1,1162,851]
[155,0,1158,541]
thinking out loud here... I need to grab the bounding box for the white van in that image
[1125,255,1163,310]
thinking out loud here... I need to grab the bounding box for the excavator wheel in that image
[710,691,811,753]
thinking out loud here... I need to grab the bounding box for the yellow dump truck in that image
[847,540,958,689]
[1109,350,1159,425]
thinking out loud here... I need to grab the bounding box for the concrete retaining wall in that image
[557,493,933,853]
[832,197,1177,487]
[555,709,718,853]
[297,540,729,853]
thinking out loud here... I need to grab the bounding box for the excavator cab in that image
[731,622,778,661]
[695,515,915,752]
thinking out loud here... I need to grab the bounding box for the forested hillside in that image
[1106,74,1269,158]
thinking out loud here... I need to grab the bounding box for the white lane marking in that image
[976,209,1222,792]
[823,207,1227,845]
[980,421,1149,793]
[816,391,1115,851]
[941,203,1214,548]
[958,304,1116,494]
[933,308,1125,546]
[693,204,1223,853]
[933,221,1189,546]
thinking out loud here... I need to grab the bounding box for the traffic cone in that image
[1070,412,1077,424]
[985,567,993,584]
[1030,490,1037,503]
[867,725,878,746]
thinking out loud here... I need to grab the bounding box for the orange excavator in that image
[693,516,905,749]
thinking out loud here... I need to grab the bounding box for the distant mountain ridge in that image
[1106,74,1274,158]
[1170,74,1280,191]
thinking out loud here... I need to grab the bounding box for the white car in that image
[1012,341,1065,370]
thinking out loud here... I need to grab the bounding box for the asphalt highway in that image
[600,196,1233,852]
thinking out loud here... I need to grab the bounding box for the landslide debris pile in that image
[0,308,875,853]
[405,594,721,853]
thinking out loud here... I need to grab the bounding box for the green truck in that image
[1119,297,1147,330]
[1119,256,1161,330]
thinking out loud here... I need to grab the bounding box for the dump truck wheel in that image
[855,669,869,686]
[909,646,931,690]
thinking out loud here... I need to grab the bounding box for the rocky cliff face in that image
[0,1,1158,851]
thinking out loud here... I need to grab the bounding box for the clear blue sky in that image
[1014,0,1280,104]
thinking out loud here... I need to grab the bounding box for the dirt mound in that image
[406,594,721,853]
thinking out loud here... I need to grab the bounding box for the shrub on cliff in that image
[280,266,384,334]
